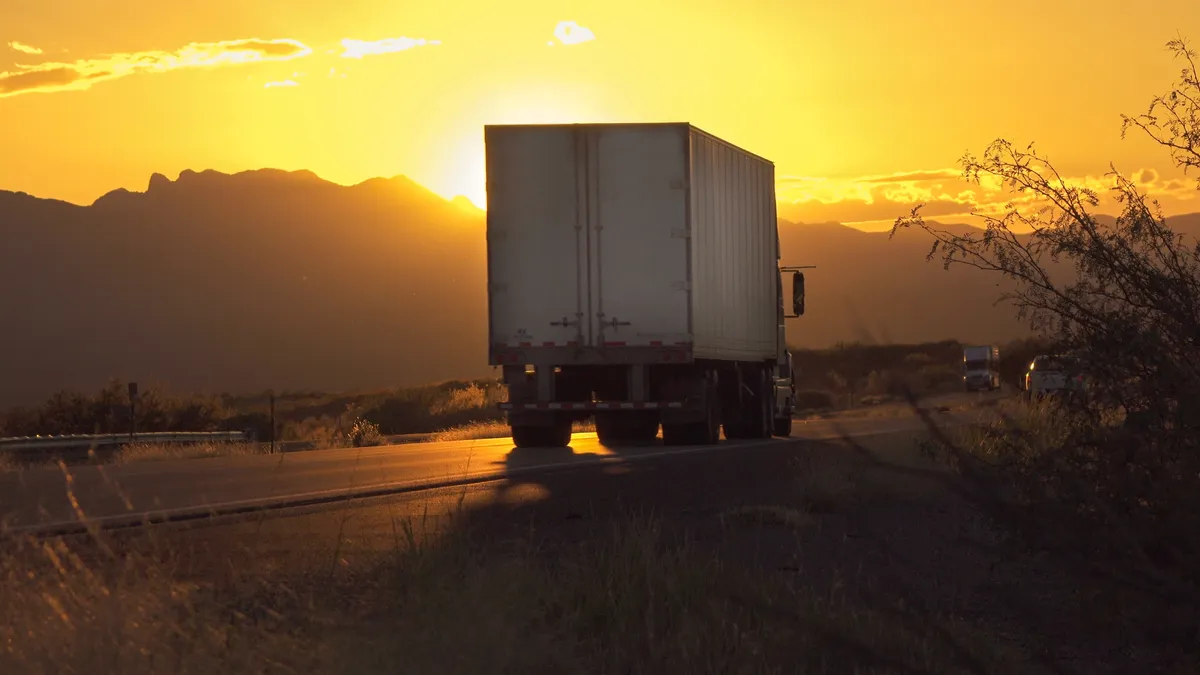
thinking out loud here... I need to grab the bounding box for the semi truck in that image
[484,122,808,448]
[962,344,1001,391]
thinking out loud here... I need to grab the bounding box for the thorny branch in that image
[892,36,1200,599]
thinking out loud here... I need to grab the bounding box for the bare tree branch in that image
[893,35,1200,598]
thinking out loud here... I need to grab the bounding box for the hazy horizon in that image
[4,1,1200,226]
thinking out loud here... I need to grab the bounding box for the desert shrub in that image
[902,352,934,366]
[933,396,1200,593]
[862,370,889,396]
[347,417,385,447]
[0,379,228,437]
[281,414,348,447]
[360,380,505,435]
[895,37,1200,594]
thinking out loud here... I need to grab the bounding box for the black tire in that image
[550,418,573,447]
[595,414,624,447]
[664,373,719,446]
[754,370,773,439]
[773,415,793,438]
[696,375,722,445]
[511,418,572,449]
[511,425,545,448]
[723,369,771,440]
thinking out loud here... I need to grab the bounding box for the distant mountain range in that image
[1,168,1196,407]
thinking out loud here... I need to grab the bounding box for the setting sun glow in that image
[3,0,1199,228]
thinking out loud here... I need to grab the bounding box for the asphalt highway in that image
[0,391,1001,535]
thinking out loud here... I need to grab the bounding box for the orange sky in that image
[2,0,1198,230]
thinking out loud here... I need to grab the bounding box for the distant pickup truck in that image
[1023,354,1088,399]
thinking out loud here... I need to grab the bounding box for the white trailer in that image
[962,344,1001,391]
[485,122,808,448]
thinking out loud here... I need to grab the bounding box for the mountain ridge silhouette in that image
[1,167,1195,407]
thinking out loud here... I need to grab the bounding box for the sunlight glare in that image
[430,87,611,211]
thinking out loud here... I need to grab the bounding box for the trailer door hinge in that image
[669,179,688,190]
[670,228,690,239]
[670,281,691,292]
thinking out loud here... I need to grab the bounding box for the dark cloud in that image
[0,66,90,95]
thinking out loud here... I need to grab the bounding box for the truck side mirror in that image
[792,272,805,316]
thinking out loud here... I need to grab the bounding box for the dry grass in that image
[0,466,1005,675]
[429,419,597,443]
[719,504,814,530]
[427,420,511,442]
[278,381,509,443]
[338,512,1007,675]
[427,383,506,417]
[0,532,322,674]
[792,448,866,514]
[921,395,1200,664]
[113,441,270,464]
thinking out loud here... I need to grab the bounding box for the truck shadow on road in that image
[480,434,1028,673]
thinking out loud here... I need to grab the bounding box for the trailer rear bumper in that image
[490,345,694,367]
[501,399,707,430]
[498,401,684,411]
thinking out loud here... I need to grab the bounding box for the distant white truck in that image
[962,345,1001,392]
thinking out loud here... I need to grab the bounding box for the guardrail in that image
[0,431,437,458]
[0,431,249,452]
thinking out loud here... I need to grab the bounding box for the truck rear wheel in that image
[753,370,773,438]
[663,373,720,446]
[722,369,771,440]
[773,415,793,437]
[511,417,572,449]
